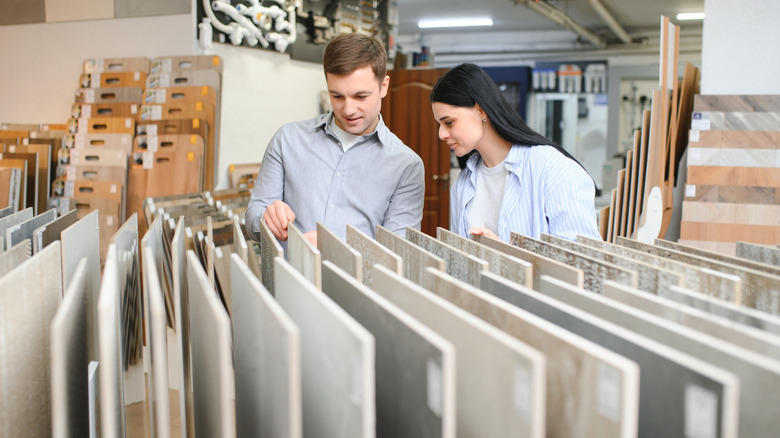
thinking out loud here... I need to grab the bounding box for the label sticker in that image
[685,384,717,438]
[143,152,154,169]
[427,360,443,417]
[685,185,696,198]
[513,365,531,421]
[148,136,159,152]
[689,130,700,142]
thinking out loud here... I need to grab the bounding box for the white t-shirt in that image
[467,157,509,234]
[329,117,361,152]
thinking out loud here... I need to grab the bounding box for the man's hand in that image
[468,227,499,240]
[263,200,295,241]
[303,229,318,248]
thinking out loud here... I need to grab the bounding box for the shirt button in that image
[337,172,341,177]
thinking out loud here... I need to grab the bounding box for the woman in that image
[430,63,602,242]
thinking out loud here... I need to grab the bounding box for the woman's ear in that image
[474,103,486,119]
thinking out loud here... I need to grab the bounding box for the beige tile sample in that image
[318,222,362,282]
[376,225,445,286]
[0,238,31,277]
[406,227,488,288]
[287,221,321,289]
[45,0,113,22]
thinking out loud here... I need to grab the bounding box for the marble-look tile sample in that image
[0,207,33,250]
[346,224,402,289]
[171,217,193,437]
[231,254,302,438]
[35,208,78,254]
[274,257,375,438]
[114,0,189,18]
[375,225,444,286]
[511,233,637,294]
[656,238,780,277]
[406,227,488,288]
[318,223,362,282]
[693,111,780,131]
[0,242,62,437]
[186,250,236,438]
[0,0,44,25]
[427,268,639,437]
[541,233,683,295]
[0,238,31,277]
[322,261,455,438]
[736,241,780,267]
[538,274,780,437]
[288,221,322,289]
[45,0,113,22]
[5,208,55,249]
[260,219,284,295]
[437,227,532,288]
[687,147,777,167]
[481,272,740,438]
[473,234,584,288]
[373,265,546,438]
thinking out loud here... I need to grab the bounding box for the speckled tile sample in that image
[6,208,55,249]
[345,224,402,289]
[406,227,488,288]
[317,223,362,282]
[259,219,284,295]
[375,225,444,287]
[0,238,30,277]
[287,221,321,289]
[736,241,780,267]
[656,238,780,277]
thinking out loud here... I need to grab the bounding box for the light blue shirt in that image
[451,144,602,242]
[246,113,425,242]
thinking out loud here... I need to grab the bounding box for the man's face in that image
[326,65,389,136]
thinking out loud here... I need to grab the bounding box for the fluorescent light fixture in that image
[418,18,493,29]
[676,12,705,21]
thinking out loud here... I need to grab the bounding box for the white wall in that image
[702,0,780,94]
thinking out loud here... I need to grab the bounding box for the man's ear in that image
[380,74,390,98]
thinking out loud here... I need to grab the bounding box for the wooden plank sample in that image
[619,151,633,238]
[375,225,445,286]
[7,143,52,215]
[691,129,779,149]
[2,152,38,212]
[681,201,780,226]
[686,166,780,187]
[625,131,642,240]
[693,111,780,131]
[346,223,402,289]
[606,189,616,243]
[406,227,488,288]
[638,90,664,231]
[259,219,284,296]
[683,185,779,204]
[632,110,651,237]
[0,167,22,212]
[612,169,625,243]
[318,222,362,282]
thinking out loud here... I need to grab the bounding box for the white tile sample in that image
[171,217,193,438]
[406,227,488,287]
[346,223,402,289]
[736,241,780,267]
[0,238,31,277]
[657,238,780,277]
[318,222,362,282]
[288,221,321,289]
[143,246,171,438]
[97,245,126,438]
[375,225,444,286]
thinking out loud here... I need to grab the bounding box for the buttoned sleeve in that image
[381,154,425,236]
[245,128,286,242]
[543,154,602,241]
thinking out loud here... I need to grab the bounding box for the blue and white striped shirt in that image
[450,144,602,242]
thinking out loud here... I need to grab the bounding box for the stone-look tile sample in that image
[437,227,532,288]
[231,255,302,438]
[539,274,780,437]
[0,205,12,218]
[0,207,33,250]
[577,235,742,304]
[186,250,236,438]
[36,209,78,254]
[171,218,193,437]
[473,234,584,288]
[346,224,402,289]
[274,257,375,438]
[736,241,780,266]
[656,238,780,277]
[318,223,362,282]
[427,268,639,437]
[541,233,683,295]
[0,238,31,277]
[618,236,780,315]
[0,242,62,438]
[373,265,546,438]
[114,0,189,18]
[0,0,44,25]
[6,208,55,249]
[260,219,284,295]
[322,261,455,438]
[376,225,445,286]
[45,0,113,22]
[288,221,321,289]
[143,246,172,437]
[481,272,739,438]
[511,233,637,294]
[406,227,488,288]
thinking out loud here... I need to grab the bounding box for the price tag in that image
[147,136,159,152]
[689,129,700,142]
[142,152,154,169]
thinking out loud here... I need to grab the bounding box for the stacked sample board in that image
[679,95,780,255]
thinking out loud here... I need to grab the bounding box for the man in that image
[245,33,425,245]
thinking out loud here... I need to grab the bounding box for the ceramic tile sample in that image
[481,272,740,438]
[0,242,62,437]
[426,268,639,437]
[346,224,402,289]
[287,221,322,289]
[231,254,302,438]
[736,241,780,266]
[318,223,362,282]
[406,227,488,288]
[6,208,55,249]
[171,217,193,438]
[0,0,44,25]
[539,274,780,437]
[35,209,78,254]
[186,250,236,438]
[45,0,113,22]
[0,207,33,250]
[260,219,284,295]
[114,0,189,18]
[143,246,172,437]
[375,225,444,286]
[511,233,637,294]
[656,238,780,277]
[274,257,375,438]
[437,227,532,288]
[0,238,31,277]
[373,265,546,438]
[321,261,456,438]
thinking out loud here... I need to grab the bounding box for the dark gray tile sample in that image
[288,221,321,289]
[736,241,780,267]
[274,257,375,438]
[0,241,62,437]
[114,0,189,18]
[318,222,362,282]
[437,227,532,288]
[346,224,401,289]
[259,219,284,295]
[0,0,45,25]
[373,265,546,438]
[6,208,55,249]
[0,238,31,277]
[375,225,445,286]
[171,217,193,438]
[426,268,639,437]
[657,238,780,277]
[321,261,455,438]
[186,250,236,437]
[511,233,637,294]
[539,274,780,437]
[35,209,78,254]
[231,254,302,438]
[480,271,740,438]
[0,207,33,250]
[406,227,488,288]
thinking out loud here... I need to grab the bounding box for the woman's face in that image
[432,102,485,157]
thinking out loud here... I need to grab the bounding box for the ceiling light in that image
[676,12,705,21]
[418,18,494,29]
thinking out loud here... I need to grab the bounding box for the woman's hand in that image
[468,227,499,240]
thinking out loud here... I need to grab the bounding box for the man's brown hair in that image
[323,33,387,82]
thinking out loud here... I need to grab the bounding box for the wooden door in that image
[382,68,450,236]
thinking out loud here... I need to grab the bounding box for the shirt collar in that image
[466,144,524,177]
[313,113,392,147]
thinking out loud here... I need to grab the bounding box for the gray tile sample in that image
[260,219,284,295]
[427,268,639,437]
[6,208,55,250]
[480,272,740,438]
[114,0,189,18]
[231,254,303,438]
[0,0,44,25]
[288,221,321,289]
[375,225,445,286]
[274,257,375,438]
[657,238,780,277]
[736,241,780,267]
[0,207,33,250]
[0,205,12,219]
[142,246,171,438]
[171,217,193,438]
[318,222,362,282]
[437,227,532,288]
[346,224,402,289]
[373,265,546,438]
[473,234,584,288]
[0,242,62,438]
[35,208,78,254]
[406,227,488,288]
[51,258,90,438]
[186,250,236,438]
[0,238,31,277]
[538,274,780,437]
[321,261,456,438]
[694,111,780,131]
[511,233,637,294]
